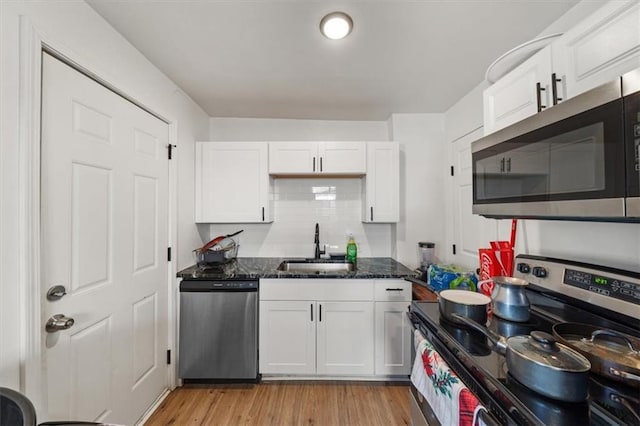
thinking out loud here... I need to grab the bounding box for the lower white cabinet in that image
[259,300,374,376]
[259,301,316,375]
[373,279,412,376]
[316,302,374,375]
[259,278,409,378]
[374,301,412,376]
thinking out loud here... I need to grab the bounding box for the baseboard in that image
[136,389,170,425]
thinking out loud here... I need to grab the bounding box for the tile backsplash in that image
[200,178,393,258]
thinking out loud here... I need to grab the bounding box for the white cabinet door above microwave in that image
[552,1,640,101]
[269,142,365,175]
[195,142,272,223]
[483,46,552,135]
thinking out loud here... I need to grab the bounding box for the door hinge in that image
[450,166,454,176]
[166,349,171,365]
[167,247,172,262]
[168,144,177,160]
[452,244,457,255]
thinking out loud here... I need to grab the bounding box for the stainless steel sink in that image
[277,259,355,273]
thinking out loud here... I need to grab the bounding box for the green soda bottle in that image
[346,234,357,263]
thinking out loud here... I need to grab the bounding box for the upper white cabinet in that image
[484,0,640,135]
[552,1,640,100]
[363,142,399,223]
[195,142,273,223]
[484,46,553,135]
[269,141,366,175]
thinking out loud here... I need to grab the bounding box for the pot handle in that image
[450,313,508,354]
[589,330,639,355]
[611,393,640,423]
[609,367,640,383]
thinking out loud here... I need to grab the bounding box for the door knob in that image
[45,314,75,333]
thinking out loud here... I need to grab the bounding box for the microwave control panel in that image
[564,268,640,305]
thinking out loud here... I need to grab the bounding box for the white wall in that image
[388,114,446,269]
[204,178,393,258]
[0,0,209,396]
[205,117,393,257]
[210,117,389,141]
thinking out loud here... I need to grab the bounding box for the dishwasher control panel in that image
[180,279,259,291]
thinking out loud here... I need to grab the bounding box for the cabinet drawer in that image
[374,280,411,301]
[260,279,374,301]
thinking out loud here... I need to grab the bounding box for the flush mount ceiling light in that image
[320,12,353,40]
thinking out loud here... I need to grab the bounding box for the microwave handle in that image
[536,82,546,112]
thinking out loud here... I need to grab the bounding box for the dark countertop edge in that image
[177,257,418,280]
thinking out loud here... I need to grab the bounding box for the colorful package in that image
[428,264,478,293]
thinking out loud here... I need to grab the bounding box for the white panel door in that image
[449,129,500,270]
[316,302,374,376]
[41,53,169,425]
[195,142,271,223]
[259,301,316,375]
[374,301,412,376]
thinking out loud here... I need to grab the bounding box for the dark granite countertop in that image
[177,257,417,280]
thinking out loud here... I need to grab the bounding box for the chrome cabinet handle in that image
[46,314,75,333]
[536,82,546,112]
[551,73,563,105]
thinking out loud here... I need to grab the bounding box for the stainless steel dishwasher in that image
[179,279,259,382]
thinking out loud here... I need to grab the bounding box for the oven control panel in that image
[564,268,640,305]
[514,255,640,319]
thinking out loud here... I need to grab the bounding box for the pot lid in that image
[563,330,640,371]
[509,332,591,372]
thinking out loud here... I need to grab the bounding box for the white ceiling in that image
[87,0,580,121]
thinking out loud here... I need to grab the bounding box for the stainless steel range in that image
[409,254,640,425]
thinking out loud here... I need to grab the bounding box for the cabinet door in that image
[195,142,271,223]
[318,142,366,174]
[268,142,317,174]
[552,1,640,101]
[316,302,374,376]
[363,142,399,223]
[483,46,552,135]
[374,301,412,376]
[259,301,316,375]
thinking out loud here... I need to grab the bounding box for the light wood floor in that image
[145,381,411,426]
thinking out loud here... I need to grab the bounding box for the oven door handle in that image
[477,408,501,426]
[406,311,421,331]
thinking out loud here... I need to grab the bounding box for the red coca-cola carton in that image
[478,248,500,298]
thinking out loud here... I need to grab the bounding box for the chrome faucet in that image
[314,223,325,259]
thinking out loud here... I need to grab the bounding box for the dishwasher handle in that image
[180,280,258,292]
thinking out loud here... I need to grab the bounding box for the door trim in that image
[17,16,179,418]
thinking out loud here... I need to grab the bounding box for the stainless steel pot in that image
[491,276,530,322]
[438,289,491,326]
[553,322,640,388]
[451,313,591,402]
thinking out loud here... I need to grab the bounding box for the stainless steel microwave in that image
[471,69,640,221]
